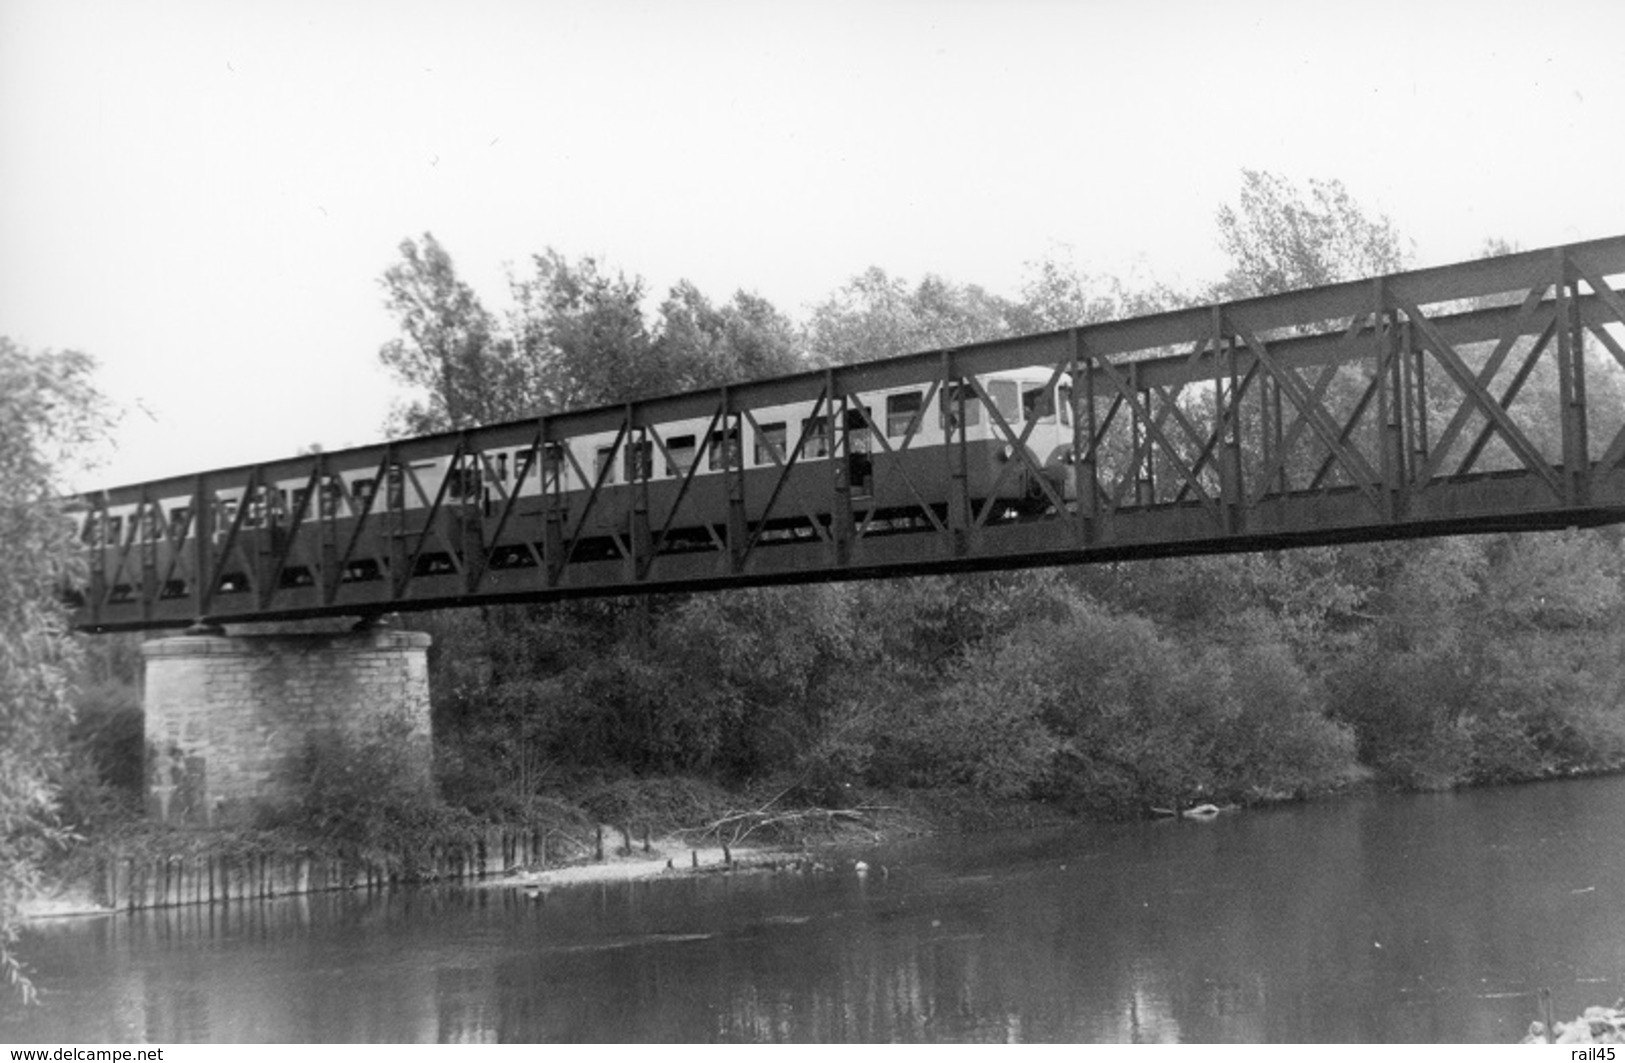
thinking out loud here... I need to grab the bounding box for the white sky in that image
[3,0,1622,489]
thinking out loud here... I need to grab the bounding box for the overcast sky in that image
[3,0,1622,489]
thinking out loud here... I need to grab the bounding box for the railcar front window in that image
[1023,382,1056,424]
[989,379,1020,426]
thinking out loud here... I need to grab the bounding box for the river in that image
[4,774,1623,1043]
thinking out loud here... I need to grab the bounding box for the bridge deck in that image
[71,237,1625,631]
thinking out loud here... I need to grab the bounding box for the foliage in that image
[0,337,108,1004]
[270,712,474,870]
[805,268,1021,366]
[1017,252,1190,331]
[1214,169,1412,297]
[377,233,525,433]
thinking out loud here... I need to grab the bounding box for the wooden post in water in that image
[595,825,604,862]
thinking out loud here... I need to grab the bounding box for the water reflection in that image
[4,776,1622,1043]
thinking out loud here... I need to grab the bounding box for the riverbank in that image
[38,766,1611,920]
[27,778,946,918]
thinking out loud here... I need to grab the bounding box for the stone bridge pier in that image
[141,628,433,827]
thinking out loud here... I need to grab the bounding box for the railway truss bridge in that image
[71,236,1625,635]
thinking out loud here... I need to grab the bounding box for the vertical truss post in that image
[1069,330,1094,546]
[260,471,286,611]
[826,368,854,566]
[384,446,409,598]
[190,474,211,626]
[1554,249,1590,506]
[1214,307,1243,535]
[139,489,157,624]
[626,406,652,582]
[1269,370,1287,497]
[87,492,107,629]
[1402,318,1429,488]
[1373,279,1403,522]
[315,453,340,604]
[941,350,969,557]
[539,417,564,588]
[456,431,484,593]
[1257,362,1275,505]
[1130,361,1153,506]
[720,387,748,574]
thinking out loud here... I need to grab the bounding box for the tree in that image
[804,268,1021,366]
[0,338,107,1004]
[653,282,804,390]
[508,250,657,410]
[1214,169,1412,298]
[378,233,529,433]
[1016,252,1188,332]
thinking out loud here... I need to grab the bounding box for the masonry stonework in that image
[142,630,432,826]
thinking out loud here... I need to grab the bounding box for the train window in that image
[107,515,124,546]
[625,440,653,481]
[387,466,405,509]
[666,435,697,477]
[989,380,1021,425]
[594,446,617,486]
[754,422,787,466]
[939,382,982,430]
[169,507,191,540]
[291,487,309,517]
[801,416,830,460]
[886,392,923,438]
[1058,384,1073,427]
[354,478,376,509]
[496,453,509,483]
[1023,382,1056,424]
[708,427,740,471]
[446,462,480,501]
[140,506,162,542]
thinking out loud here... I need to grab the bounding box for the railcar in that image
[76,369,1079,607]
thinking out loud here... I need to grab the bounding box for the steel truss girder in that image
[70,236,1625,631]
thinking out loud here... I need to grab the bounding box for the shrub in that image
[268,712,473,869]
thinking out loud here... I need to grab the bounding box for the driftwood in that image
[681,787,888,849]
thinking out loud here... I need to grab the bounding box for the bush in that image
[267,713,473,869]
[54,679,144,830]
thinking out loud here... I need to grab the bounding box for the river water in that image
[4,775,1623,1043]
